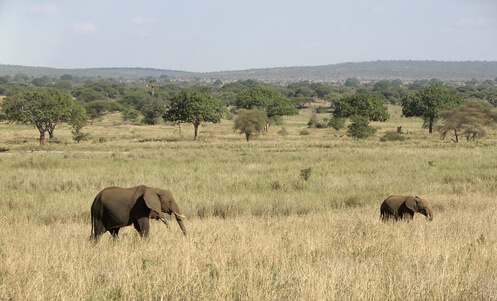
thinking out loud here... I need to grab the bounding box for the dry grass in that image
[1,105,497,300]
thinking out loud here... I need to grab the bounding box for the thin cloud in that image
[131,16,159,25]
[371,5,385,14]
[459,17,496,27]
[69,23,98,34]
[26,4,58,14]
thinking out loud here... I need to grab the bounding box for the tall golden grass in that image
[1,106,497,300]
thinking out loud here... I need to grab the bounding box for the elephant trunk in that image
[173,212,187,235]
[177,218,187,235]
[426,209,433,221]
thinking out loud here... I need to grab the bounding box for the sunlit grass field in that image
[1,105,497,300]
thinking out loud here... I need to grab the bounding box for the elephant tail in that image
[90,215,96,241]
[90,194,104,241]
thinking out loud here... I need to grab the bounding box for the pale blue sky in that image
[0,0,496,72]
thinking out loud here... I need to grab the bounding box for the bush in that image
[307,114,319,128]
[328,117,346,130]
[380,131,405,142]
[72,131,91,143]
[300,129,310,135]
[308,113,328,129]
[316,106,328,113]
[300,167,312,181]
[278,127,289,136]
[122,109,140,123]
[347,115,377,139]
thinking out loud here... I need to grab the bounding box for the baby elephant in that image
[90,185,187,242]
[380,195,433,221]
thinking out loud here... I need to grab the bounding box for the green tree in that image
[164,89,226,140]
[401,83,463,133]
[60,74,74,81]
[0,76,9,84]
[233,109,269,141]
[147,78,159,97]
[333,93,390,121]
[291,97,314,109]
[32,77,49,87]
[122,108,140,124]
[373,80,390,93]
[68,103,90,143]
[1,87,76,145]
[85,100,122,123]
[235,86,298,121]
[344,78,360,88]
[119,90,149,108]
[314,84,333,99]
[73,88,107,103]
[139,98,167,125]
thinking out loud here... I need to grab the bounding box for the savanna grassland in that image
[1,105,497,300]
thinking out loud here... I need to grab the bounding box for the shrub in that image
[328,117,346,130]
[225,111,235,120]
[308,114,328,129]
[72,131,91,143]
[300,129,310,135]
[307,114,319,128]
[277,127,288,136]
[122,109,140,123]
[316,106,328,113]
[347,115,377,139]
[380,131,405,142]
[300,167,312,181]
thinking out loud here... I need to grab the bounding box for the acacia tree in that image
[85,100,122,123]
[1,87,80,145]
[438,99,497,142]
[233,109,268,141]
[401,83,463,133]
[163,89,226,140]
[235,87,298,123]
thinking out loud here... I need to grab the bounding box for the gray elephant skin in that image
[380,195,433,221]
[91,185,187,241]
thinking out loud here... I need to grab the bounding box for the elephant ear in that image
[405,196,419,212]
[143,188,164,217]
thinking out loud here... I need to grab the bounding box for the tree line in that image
[1,74,497,144]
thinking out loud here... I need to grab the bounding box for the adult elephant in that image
[380,195,433,221]
[90,185,187,241]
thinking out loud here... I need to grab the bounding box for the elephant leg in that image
[380,211,393,221]
[133,218,150,237]
[90,218,106,242]
[109,228,120,238]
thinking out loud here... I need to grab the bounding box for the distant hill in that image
[1,60,496,83]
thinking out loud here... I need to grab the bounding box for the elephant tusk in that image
[160,218,170,228]
[173,212,186,219]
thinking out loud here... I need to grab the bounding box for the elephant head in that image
[405,196,433,221]
[143,188,187,235]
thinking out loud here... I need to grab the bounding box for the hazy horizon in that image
[1,0,496,72]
